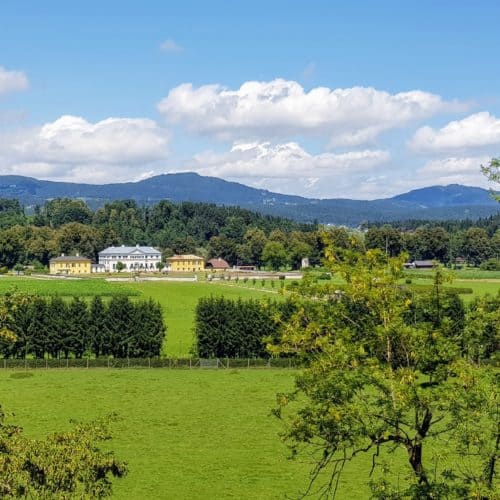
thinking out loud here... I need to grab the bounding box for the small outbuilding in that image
[206,258,230,270]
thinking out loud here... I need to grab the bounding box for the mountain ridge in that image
[0,173,497,226]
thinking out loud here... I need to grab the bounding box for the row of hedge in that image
[1,294,165,359]
[194,297,296,358]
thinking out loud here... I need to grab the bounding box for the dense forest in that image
[0,197,499,270]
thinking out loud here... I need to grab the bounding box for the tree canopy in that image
[270,244,499,498]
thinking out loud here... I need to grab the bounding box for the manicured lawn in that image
[0,369,375,499]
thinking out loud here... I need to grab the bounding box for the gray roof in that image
[99,245,161,256]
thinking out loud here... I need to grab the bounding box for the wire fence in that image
[0,357,302,370]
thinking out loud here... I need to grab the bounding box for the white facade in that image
[98,245,162,272]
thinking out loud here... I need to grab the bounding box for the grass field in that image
[0,368,393,499]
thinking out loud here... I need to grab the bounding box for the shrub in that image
[479,258,500,271]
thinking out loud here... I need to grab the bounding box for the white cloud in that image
[0,115,169,183]
[178,141,390,197]
[416,156,491,187]
[160,39,183,53]
[0,65,28,95]
[410,112,500,153]
[158,79,464,145]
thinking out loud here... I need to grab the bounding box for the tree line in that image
[0,293,165,359]
[0,197,322,270]
[0,196,499,271]
[364,223,500,267]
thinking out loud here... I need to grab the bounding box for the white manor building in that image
[98,245,162,272]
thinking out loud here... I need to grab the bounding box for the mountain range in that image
[0,173,497,226]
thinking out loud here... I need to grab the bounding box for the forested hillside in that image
[0,197,498,270]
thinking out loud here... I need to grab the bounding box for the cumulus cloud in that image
[158,79,464,145]
[0,65,29,95]
[180,141,390,197]
[410,112,500,153]
[160,39,183,53]
[416,156,491,187]
[0,115,169,183]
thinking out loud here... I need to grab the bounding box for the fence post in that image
[107,358,110,368]
[267,358,271,368]
[86,358,89,369]
[66,358,69,369]
[148,357,151,368]
[247,358,250,369]
[46,358,48,369]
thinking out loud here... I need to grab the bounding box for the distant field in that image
[0,369,385,499]
[0,276,139,296]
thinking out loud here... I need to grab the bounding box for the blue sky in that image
[1,0,499,198]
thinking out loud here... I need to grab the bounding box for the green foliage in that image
[0,409,126,498]
[271,250,499,498]
[195,297,295,358]
[480,257,500,270]
[481,157,500,201]
[0,292,166,359]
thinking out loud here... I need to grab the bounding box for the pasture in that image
[0,368,377,499]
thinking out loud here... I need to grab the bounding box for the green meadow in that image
[0,369,385,499]
[0,275,496,498]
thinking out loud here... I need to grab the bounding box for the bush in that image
[318,272,332,280]
[479,258,500,271]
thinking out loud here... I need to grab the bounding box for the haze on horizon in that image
[1,1,499,200]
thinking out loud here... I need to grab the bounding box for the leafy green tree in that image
[481,157,500,201]
[89,295,108,358]
[66,297,90,358]
[271,249,498,498]
[239,228,268,267]
[47,296,68,359]
[365,225,403,256]
[461,227,492,266]
[262,241,290,270]
[44,198,93,228]
[0,409,126,498]
[115,261,125,272]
